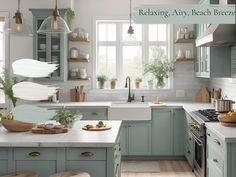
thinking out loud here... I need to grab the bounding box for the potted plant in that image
[66,8,75,30]
[144,47,174,88]
[0,69,25,107]
[97,74,108,89]
[51,107,81,128]
[135,77,142,89]
[110,78,117,89]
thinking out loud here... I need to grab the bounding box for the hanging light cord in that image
[17,0,20,11]
[129,0,132,26]
[53,0,60,20]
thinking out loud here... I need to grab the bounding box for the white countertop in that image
[0,121,121,147]
[205,123,236,143]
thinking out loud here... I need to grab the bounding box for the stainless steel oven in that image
[191,129,205,177]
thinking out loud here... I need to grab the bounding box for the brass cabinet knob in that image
[92,112,98,116]
[81,152,94,157]
[207,133,211,136]
[29,152,40,157]
[213,159,218,163]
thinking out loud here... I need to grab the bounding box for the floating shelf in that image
[175,58,194,62]
[69,77,91,81]
[68,58,90,62]
[175,39,195,43]
[69,37,90,42]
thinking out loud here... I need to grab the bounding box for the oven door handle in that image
[191,132,203,147]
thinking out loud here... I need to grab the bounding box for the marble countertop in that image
[0,121,121,147]
[205,123,236,143]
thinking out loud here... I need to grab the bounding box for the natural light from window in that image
[0,20,5,103]
[96,21,170,89]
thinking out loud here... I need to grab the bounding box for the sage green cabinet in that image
[195,24,231,78]
[152,108,185,156]
[152,108,173,155]
[120,122,151,156]
[30,9,68,81]
[0,148,8,175]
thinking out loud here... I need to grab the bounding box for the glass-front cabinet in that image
[30,9,68,81]
[195,24,231,78]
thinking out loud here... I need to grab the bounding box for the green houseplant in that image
[66,8,75,30]
[97,74,108,89]
[144,47,174,88]
[135,77,142,89]
[51,107,81,128]
[0,69,25,107]
[110,78,117,89]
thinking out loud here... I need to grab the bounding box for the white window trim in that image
[92,16,174,91]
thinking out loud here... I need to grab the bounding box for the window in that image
[0,16,5,103]
[96,20,171,89]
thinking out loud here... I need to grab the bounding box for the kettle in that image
[70,48,79,58]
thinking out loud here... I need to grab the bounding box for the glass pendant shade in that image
[37,15,71,34]
[4,10,33,36]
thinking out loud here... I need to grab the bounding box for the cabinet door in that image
[152,109,173,155]
[0,160,7,175]
[173,108,185,155]
[15,160,56,177]
[120,124,128,156]
[128,122,151,155]
[66,161,106,177]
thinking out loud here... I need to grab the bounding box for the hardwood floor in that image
[121,160,195,177]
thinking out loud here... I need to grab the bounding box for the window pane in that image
[149,46,167,60]
[0,21,5,103]
[157,24,167,41]
[122,24,142,41]
[123,46,142,81]
[149,24,167,41]
[98,46,116,78]
[98,23,116,41]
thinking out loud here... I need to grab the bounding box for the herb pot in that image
[216,99,235,113]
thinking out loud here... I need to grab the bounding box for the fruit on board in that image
[96,121,105,128]
[85,124,94,129]
[5,113,13,120]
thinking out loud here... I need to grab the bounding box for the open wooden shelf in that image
[68,58,90,62]
[175,39,195,43]
[69,37,90,42]
[175,58,194,62]
[69,77,91,81]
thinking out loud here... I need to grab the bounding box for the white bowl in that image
[71,32,78,38]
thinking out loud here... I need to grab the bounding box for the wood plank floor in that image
[121,160,195,177]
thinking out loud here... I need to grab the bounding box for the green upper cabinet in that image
[195,24,231,78]
[30,9,68,81]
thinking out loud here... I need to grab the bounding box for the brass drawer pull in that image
[81,152,94,157]
[214,139,221,146]
[92,112,98,116]
[207,133,211,136]
[187,150,191,154]
[213,159,218,163]
[189,138,192,141]
[29,152,40,157]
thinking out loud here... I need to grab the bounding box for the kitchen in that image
[0,0,236,177]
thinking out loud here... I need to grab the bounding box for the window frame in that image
[93,16,174,90]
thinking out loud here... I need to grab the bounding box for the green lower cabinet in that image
[128,122,151,155]
[152,108,173,155]
[0,160,8,175]
[0,148,8,175]
[173,108,185,155]
[120,122,151,156]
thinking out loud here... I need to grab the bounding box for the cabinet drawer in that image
[206,129,225,153]
[207,159,223,177]
[66,148,106,161]
[13,148,57,160]
[0,148,8,159]
[185,143,193,167]
[207,142,224,174]
[66,161,106,177]
[79,108,107,120]
[186,132,194,150]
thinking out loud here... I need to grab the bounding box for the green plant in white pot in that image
[144,47,174,88]
[51,107,82,128]
[97,74,108,89]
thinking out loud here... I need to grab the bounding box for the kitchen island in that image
[0,120,122,177]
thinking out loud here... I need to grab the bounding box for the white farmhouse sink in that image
[108,102,151,121]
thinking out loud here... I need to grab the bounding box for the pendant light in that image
[127,0,136,41]
[37,0,71,34]
[4,0,33,36]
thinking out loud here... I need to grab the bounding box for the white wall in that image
[1,0,208,102]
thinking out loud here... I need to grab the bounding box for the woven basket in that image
[1,119,36,132]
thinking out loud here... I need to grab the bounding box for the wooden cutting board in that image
[32,127,68,134]
[195,88,210,102]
